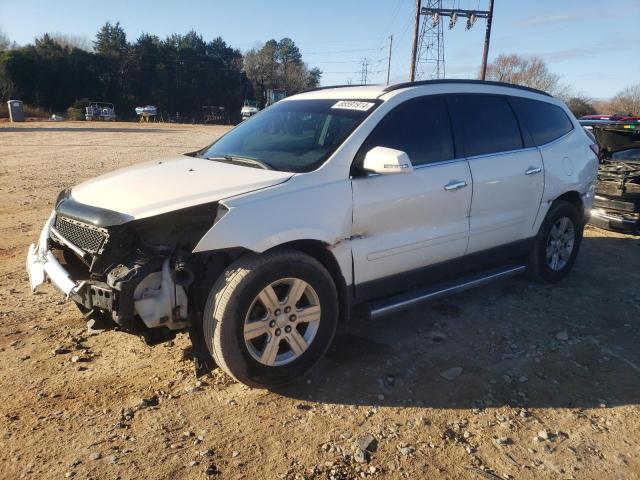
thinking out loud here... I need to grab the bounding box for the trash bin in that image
[7,100,25,122]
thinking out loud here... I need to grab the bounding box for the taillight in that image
[589,143,600,158]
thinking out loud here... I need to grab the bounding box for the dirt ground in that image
[1,121,639,480]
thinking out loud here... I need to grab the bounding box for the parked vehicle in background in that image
[85,102,116,121]
[135,105,158,122]
[590,123,640,234]
[580,119,617,133]
[26,80,598,388]
[580,114,613,121]
[240,100,259,121]
[580,114,640,122]
[202,106,228,124]
[266,89,287,106]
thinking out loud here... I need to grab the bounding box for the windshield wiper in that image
[206,154,272,170]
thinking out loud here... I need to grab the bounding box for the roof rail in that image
[382,79,552,97]
[304,84,381,93]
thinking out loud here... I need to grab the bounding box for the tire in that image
[202,249,339,388]
[527,200,584,283]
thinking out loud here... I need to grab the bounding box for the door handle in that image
[525,167,542,175]
[444,180,468,191]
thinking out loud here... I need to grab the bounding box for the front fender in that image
[192,178,354,283]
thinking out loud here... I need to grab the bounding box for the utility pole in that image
[479,0,494,80]
[409,0,421,82]
[386,35,393,85]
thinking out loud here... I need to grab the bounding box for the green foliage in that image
[0,29,10,52]
[244,38,322,107]
[93,22,128,56]
[0,24,322,121]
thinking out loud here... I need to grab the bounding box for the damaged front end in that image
[590,124,640,234]
[26,194,226,342]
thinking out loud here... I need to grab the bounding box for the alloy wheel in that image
[546,216,575,271]
[243,278,321,366]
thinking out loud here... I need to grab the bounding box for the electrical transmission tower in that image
[416,0,445,80]
[359,58,371,85]
[410,0,495,81]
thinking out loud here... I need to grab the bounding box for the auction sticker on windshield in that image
[331,101,375,112]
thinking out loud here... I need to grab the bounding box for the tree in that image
[94,22,127,56]
[565,95,597,118]
[0,29,10,51]
[306,67,322,89]
[0,25,305,121]
[277,38,302,67]
[608,83,640,116]
[48,33,91,51]
[244,38,321,105]
[484,54,561,94]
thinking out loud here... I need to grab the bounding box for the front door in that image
[350,96,472,300]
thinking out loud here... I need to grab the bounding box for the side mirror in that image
[362,146,413,174]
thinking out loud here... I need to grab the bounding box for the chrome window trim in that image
[535,128,574,149]
[466,146,539,161]
[413,157,468,169]
[354,156,468,178]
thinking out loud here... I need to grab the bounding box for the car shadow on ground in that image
[0,127,184,133]
[276,234,640,410]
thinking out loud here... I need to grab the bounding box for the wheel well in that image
[555,191,585,221]
[269,240,351,323]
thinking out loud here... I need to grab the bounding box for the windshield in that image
[200,99,379,173]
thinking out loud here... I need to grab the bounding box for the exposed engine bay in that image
[35,192,231,344]
[590,125,640,234]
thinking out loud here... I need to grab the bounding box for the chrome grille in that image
[53,216,108,254]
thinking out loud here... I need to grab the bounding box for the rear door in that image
[448,94,545,253]
[351,96,472,298]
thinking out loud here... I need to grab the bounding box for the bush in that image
[66,106,84,120]
[23,105,49,118]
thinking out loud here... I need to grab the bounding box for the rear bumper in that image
[589,208,640,234]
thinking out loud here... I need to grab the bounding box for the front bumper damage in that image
[26,210,190,332]
[589,159,640,235]
[26,212,79,295]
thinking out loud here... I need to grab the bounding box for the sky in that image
[0,0,639,99]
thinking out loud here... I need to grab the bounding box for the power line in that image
[301,46,385,55]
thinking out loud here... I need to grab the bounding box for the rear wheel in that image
[203,249,338,388]
[527,200,584,283]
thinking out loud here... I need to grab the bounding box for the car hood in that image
[593,125,640,154]
[70,155,293,219]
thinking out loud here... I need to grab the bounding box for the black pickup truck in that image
[587,122,640,234]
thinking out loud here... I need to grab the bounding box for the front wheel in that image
[527,200,584,283]
[203,249,339,388]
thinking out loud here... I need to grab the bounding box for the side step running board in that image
[368,265,526,320]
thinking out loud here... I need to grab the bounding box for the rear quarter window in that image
[511,97,574,146]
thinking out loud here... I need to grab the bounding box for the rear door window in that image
[448,95,523,157]
[511,97,574,146]
[359,96,455,167]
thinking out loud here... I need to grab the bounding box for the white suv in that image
[27,80,599,387]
